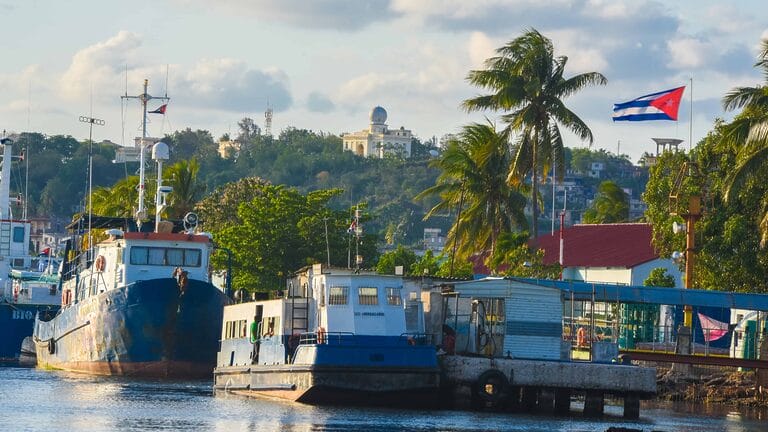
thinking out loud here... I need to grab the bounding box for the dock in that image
[440,355,655,418]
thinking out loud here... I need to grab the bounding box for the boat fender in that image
[12,284,19,303]
[316,326,326,344]
[95,255,106,272]
[173,267,189,295]
[472,369,508,405]
[48,339,56,355]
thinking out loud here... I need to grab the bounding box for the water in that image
[0,366,765,432]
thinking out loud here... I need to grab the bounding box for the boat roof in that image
[66,214,188,233]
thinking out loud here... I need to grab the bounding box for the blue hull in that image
[0,302,59,362]
[34,278,227,377]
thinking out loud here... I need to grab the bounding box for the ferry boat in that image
[0,136,61,363]
[32,80,229,377]
[213,264,440,405]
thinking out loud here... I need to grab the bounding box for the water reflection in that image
[1,366,767,432]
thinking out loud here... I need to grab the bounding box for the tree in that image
[462,28,606,238]
[376,245,418,275]
[196,179,377,291]
[489,231,561,279]
[416,122,528,262]
[582,181,629,224]
[722,38,768,247]
[165,159,205,219]
[643,268,676,287]
[237,117,261,142]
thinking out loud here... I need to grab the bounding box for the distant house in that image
[533,223,682,287]
[342,106,412,158]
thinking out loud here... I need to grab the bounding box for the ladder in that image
[290,294,310,336]
[0,221,11,257]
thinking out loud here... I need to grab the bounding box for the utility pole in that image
[79,115,104,257]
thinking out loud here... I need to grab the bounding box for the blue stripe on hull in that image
[0,303,59,362]
[34,278,227,377]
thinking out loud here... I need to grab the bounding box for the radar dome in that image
[369,106,387,125]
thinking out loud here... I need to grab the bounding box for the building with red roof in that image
[533,223,682,286]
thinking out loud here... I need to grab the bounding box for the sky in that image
[1,0,766,163]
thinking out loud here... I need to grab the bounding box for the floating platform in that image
[440,355,656,419]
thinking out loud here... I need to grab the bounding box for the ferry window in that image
[148,248,165,265]
[167,248,184,266]
[386,287,402,306]
[129,246,202,267]
[130,247,148,264]
[358,287,378,306]
[184,249,201,266]
[328,286,348,305]
[12,227,24,243]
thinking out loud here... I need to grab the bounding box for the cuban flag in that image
[149,104,167,115]
[612,86,685,121]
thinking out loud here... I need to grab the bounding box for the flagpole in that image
[689,77,693,152]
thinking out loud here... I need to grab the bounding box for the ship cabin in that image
[65,229,213,305]
[217,264,436,370]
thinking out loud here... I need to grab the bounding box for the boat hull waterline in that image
[34,278,226,378]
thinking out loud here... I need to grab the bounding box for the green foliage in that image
[197,179,377,291]
[376,245,418,275]
[411,250,442,276]
[643,268,676,287]
[582,180,629,224]
[643,120,768,292]
[462,28,607,237]
[489,231,561,279]
[416,122,528,261]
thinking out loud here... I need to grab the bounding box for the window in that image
[129,247,202,267]
[328,286,348,305]
[358,287,378,305]
[12,227,24,243]
[386,287,402,306]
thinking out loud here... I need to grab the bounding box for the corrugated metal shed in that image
[513,277,768,311]
[450,278,563,361]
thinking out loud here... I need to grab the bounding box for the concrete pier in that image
[439,356,656,419]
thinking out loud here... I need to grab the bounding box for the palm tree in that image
[722,39,768,246]
[165,158,204,219]
[462,28,606,238]
[582,180,629,224]
[416,121,528,261]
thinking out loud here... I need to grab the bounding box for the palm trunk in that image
[531,132,539,239]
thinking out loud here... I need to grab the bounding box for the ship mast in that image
[121,79,169,230]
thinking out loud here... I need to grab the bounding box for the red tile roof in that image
[532,223,659,268]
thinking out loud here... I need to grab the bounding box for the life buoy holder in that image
[472,369,508,407]
[316,326,326,345]
[94,255,106,272]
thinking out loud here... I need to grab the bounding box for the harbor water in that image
[0,366,765,432]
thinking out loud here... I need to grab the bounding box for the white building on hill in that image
[343,106,412,158]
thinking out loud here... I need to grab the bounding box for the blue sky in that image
[1,0,766,162]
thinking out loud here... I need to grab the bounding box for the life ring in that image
[472,369,508,407]
[48,339,56,355]
[316,327,326,344]
[95,255,106,272]
[407,336,416,346]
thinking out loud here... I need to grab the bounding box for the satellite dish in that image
[183,212,199,231]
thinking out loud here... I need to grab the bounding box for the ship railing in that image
[399,332,435,346]
[298,331,355,346]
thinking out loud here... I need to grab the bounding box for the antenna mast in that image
[265,102,273,138]
[121,79,169,230]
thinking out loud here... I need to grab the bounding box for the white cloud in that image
[667,38,711,69]
[175,58,292,112]
[59,31,142,101]
[467,32,496,68]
